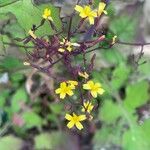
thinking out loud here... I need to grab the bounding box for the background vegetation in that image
[0,0,150,150]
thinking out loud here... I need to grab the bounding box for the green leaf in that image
[4,22,25,38]
[34,132,65,150]
[124,81,149,112]
[110,15,137,41]
[0,0,20,7]
[11,88,28,112]
[0,56,22,70]
[49,103,63,115]
[101,48,125,65]
[123,121,150,150]
[111,63,131,90]
[0,0,62,36]
[94,120,123,149]
[22,111,43,129]
[34,133,52,150]
[0,90,9,107]
[10,72,24,83]
[99,99,121,123]
[0,135,23,150]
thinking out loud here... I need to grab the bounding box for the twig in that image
[117,41,150,46]
[3,42,34,49]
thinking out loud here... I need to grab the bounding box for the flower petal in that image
[89,17,94,25]
[67,121,75,129]
[83,83,90,90]
[60,82,66,88]
[75,122,84,130]
[55,88,61,94]
[75,5,83,12]
[91,91,97,98]
[67,89,74,96]
[65,114,72,120]
[60,93,66,99]
[78,115,86,121]
[97,88,105,95]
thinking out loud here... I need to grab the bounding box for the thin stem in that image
[3,42,34,49]
[67,17,73,40]
[0,0,20,7]
[117,41,150,46]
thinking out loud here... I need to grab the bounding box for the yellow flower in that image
[55,82,74,99]
[65,113,86,130]
[75,5,97,25]
[112,35,117,44]
[82,101,94,113]
[78,71,89,79]
[83,80,105,98]
[97,2,107,16]
[42,8,53,21]
[67,80,78,89]
[59,38,80,53]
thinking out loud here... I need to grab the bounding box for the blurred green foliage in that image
[0,0,150,150]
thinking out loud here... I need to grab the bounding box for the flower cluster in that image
[23,1,117,131]
[75,2,107,24]
[55,81,78,99]
[58,38,80,53]
[55,74,105,130]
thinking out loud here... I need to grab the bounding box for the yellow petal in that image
[83,84,90,90]
[67,90,74,96]
[97,88,105,95]
[91,11,97,17]
[75,5,83,12]
[73,113,77,117]
[78,115,86,121]
[55,88,61,94]
[91,91,97,98]
[67,46,72,52]
[83,81,93,90]
[67,121,75,129]
[60,93,66,99]
[65,114,72,120]
[89,17,94,24]
[75,122,84,130]
[42,14,47,19]
[60,82,66,88]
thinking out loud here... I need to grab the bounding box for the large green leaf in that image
[0,90,9,107]
[0,135,23,150]
[34,132,67,150]
[123,121,150,150]
[11,88,28,112]
[99,99,122,123]
[111,63,131,90]
[22,111,43,129]
[124,81,149,112]
[0,0,62,36]
[0,56,23,70]
[110,15,137,41]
